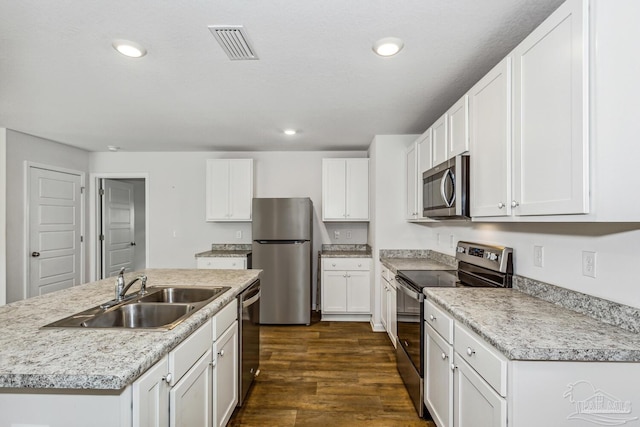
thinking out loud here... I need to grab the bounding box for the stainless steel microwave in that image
[422,155,470,219]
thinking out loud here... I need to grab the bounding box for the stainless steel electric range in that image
[394,241,513,418]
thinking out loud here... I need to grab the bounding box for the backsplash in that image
[514,276,640,334]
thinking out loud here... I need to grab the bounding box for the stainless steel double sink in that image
[43,286,231,331]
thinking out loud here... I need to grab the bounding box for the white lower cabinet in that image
[380,265,397,347]
[453,354,506,427]
[132,299,239,427]
[321,258,371,320]
[213,321,239,427]
[197,257,247,270]
[169,349,214,427]
[133,355,170,427]
[425,324,453,427]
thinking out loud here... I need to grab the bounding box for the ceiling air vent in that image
[208,25,259,60]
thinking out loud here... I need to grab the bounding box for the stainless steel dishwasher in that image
[237,279,260,406]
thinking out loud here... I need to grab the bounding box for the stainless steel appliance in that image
[252,197,313,325]
[237,279,260,406]
[395,241,513,418]
[423,155,470,219]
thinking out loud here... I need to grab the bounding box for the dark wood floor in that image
[229,315,435,427]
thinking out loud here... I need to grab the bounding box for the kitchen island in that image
[0,268,260,427]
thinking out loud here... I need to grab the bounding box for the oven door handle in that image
[395,277,424,302]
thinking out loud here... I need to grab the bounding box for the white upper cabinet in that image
[469,57,512,218]
[206,159,253,222]
[431,114,448,166]
[405,130,433,221]
[447,95,469,159]
[322,158,369,221]
[512,0,589,216]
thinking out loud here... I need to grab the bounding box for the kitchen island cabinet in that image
[0,269,258,427]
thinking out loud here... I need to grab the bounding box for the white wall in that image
[90,150,369,307]
[0,129,6,305]
[5,130,91,303]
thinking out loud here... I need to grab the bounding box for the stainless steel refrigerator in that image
[252,197,313,325]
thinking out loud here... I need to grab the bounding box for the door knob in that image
[31,252,40,257]
[130,242,136,246]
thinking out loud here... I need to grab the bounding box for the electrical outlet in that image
[449,235,455,249]
[533,246,544,267]
[436,233,441,245]
[346,230,352,239]
[235,230,242,239]
[582,251,597,278]
[334,231,340,240]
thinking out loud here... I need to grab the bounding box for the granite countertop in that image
[320,244,372,258]
[0,268,260,391]
[381,257,454,273]
[195,249,252,257]
[424,287,640,363]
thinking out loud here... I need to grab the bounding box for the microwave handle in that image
[440,169,455,207]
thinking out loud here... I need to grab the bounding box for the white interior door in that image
[101,179,135,278]
[28,166,82,297]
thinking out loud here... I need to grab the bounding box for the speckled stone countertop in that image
[424,287,640,362]
[320,244,372,258]
[195,243,252,258]
[381,257,455,273]
[0,268,260,390]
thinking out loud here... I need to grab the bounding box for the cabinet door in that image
[169,349,213,427]
[469,57,512,217]
[206,160,230,221]
[345,159,369,221]
[417,129,432,174]
[432,114,448,166]
[133,356,170,427]
[448,95,469,158]
[380,279,389,329]
[346,270,370,313]
[388,281,397,347]
[453,355,506,427]
[322,271,347,313]
[214,322,239,427]
[322,159,347,220]
[228,159,253,220]
[512,0,589,216]
[425,325,453,427]
[405,143,418,219]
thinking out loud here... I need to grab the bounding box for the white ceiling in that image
[0,0,564,152]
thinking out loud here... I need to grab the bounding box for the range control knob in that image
[456,246,465,254]
[487,252,499,261]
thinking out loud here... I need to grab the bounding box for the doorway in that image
[92,175,147,280]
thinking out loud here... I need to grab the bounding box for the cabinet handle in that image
[162,373,173,383]
[466,347,476,357]
[219,349,225,357]
[31,251,41,257]
[332,263,336,267]
[429,314,436,321]
[511,200,519,208]
[441,352,447,360]
[498,202,504,209]
[450,363,457,372]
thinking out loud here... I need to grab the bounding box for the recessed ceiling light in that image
[107,145,120,152]
[112,39,147,58]
[372,37,404,57]
[283,129,297,136]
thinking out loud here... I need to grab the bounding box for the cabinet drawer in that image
[323,258,371,271]
[380,265,394,282]
[169,318,212,386]
[196,257,246,269]
[213,299,238,341]
[424,300,454,344]
[454,323,507,396]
